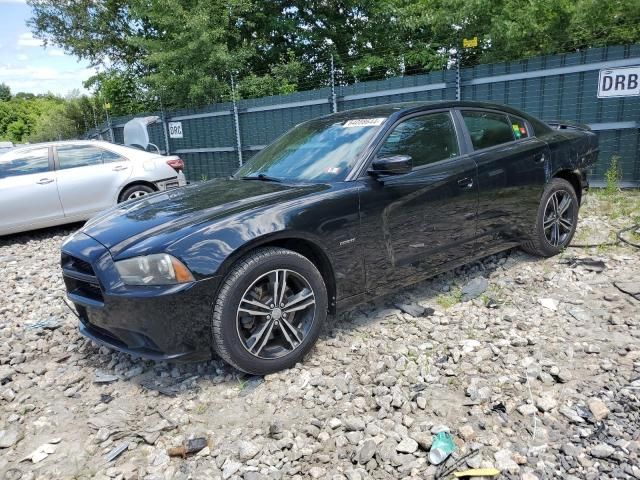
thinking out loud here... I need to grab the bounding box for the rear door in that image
[54,144,133,218]
[456,109,549,253]
[357,110,479,294]
[0,146,64,233]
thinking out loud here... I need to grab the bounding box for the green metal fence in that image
[88,44,640,186]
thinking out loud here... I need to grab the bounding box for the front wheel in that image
[212,247,328,374]
[522,178,579,257]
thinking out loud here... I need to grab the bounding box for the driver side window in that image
[377,112,460,169]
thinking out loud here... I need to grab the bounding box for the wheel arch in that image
[117,180,158,203]
[552,169,582,205]
[215,233,338,315]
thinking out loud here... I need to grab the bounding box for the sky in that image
[0,0,94,96]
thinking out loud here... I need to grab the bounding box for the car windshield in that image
[234,116,386,182]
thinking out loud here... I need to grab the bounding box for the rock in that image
[536,395,557,412]
[410,432,432,451]
[0,425,23,448]
[237,440,261,461]
[587,398,609,421]
[357,440,376,464]
[394,302,425,317]
[552,368,573,383]
[328,418,342,429]
[396,438,418,454]
[343,416,365,431]
[308,466,325,478]
[518,404,538,416]
[222,459,242,479]
[590,443,615,459]
[458,425,475,441]
[23,443,56,463]
[494,448,519,474]
[568,308,592,323]
[585,344,601,354]
[521,473,540,480]
[0,366,13,384]
[461,277,488,302]
[562,443,582,457]
[268,420,284,438]
[559,406,585,424]
[538,298,559,311]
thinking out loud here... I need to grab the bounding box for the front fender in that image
[165,185,365,302]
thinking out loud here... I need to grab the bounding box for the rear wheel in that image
[522,178,579,257]
[119,184,155,202]
[212,247,328,374]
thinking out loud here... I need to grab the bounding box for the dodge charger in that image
[61,101,598,374]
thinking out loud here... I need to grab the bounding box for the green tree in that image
[0,83,11,102]
[27,0,640,109]
[84,70,146,116]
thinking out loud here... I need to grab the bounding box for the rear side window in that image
[377,112,459,169]
[462,111,515,150]
[101,149,126,163]
[509,116,530,139]
[0,147,49,178]
[57,145,105,169]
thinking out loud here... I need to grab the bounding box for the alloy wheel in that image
[127,190,148,200]
[236,269,316,359]
[543,190,574,247]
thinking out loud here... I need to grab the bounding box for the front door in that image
[0,146,64,233]
[457,109,549,253]
[357,110,479,295]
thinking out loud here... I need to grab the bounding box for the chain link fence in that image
[87,44,640,186]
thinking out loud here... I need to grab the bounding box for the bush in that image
[604,156,621,196]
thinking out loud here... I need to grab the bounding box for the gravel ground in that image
[1,191,639,480]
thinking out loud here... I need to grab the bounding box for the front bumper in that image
[61,232,219,362]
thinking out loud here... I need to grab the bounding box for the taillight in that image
[166,158,184,172]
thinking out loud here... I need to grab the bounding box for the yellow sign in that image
[104,102,111,110]
[463,37,478,48]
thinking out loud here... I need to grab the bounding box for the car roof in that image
[2,139,157,155]
[324,100,532,118]
[314,100,551,133]
[7,140,117,149]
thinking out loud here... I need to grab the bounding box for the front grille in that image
[61,253,104,304]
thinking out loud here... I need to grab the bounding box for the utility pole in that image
[330,54,338,113]
[456,50,461,101]
[159,94,170,155]
[104,101,114,143]
[230,74,243,167]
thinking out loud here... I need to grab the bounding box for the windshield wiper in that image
[240,173,282,183]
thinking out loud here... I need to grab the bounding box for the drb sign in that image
[598,66,640,98]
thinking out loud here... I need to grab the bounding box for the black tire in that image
[522,178,579,257]
[119,184,155,203]
[212,247,328,375]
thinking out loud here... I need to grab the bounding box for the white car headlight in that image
[115,254,195,285]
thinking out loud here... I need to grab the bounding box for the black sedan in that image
[61,101,598,374]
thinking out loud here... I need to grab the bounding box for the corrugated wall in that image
[88,44,640,185]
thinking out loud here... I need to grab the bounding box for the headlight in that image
[115,254,195,285]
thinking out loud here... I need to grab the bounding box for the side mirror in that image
[369,155,412,176]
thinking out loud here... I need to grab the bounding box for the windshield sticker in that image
[343,118,386,128]
[326,167,342,174]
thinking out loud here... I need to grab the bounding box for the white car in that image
[0,140,186,236]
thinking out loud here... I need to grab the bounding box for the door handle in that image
[36,178,54,185]
[457,177,474,189]
[534,154,546,163]
[112,165,128,171]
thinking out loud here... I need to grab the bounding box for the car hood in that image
[80,178,324,255]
